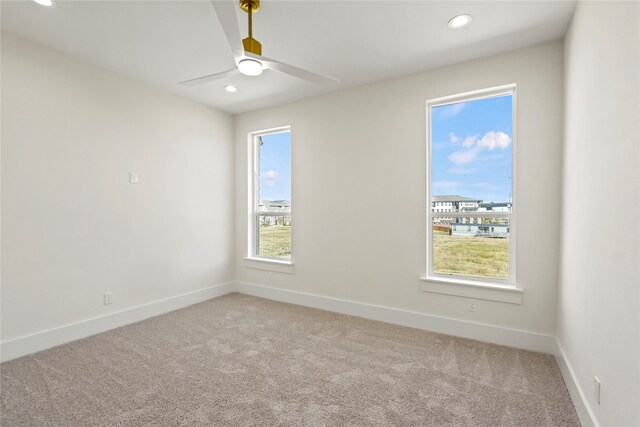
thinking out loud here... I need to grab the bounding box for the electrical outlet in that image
[594,376,601,404]
[129,172,138,184]
[468,299,477,312]
[104,292,113,305]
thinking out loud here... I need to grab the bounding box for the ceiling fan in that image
[180,0,339,86]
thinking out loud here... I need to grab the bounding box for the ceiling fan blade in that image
[246,53,340,86]
[179,68,237,86]
[211,0,244,58]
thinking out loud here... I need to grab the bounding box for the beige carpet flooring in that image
[1,293,579,426]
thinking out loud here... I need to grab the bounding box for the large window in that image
[248,127,292,262]
[427,85,516,286]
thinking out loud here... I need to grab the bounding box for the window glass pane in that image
[256,215,291,257]
[256,131,291,258]
[432,217,510,280]
[431,95,513,210]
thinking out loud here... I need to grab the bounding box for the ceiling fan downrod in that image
[240,0,262,55]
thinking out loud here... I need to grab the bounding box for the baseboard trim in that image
[233,281,557,354]
[555,342,599,427]
[0,282,234,362]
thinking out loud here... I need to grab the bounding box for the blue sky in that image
[431,95,513,202]
[259,131,291,201]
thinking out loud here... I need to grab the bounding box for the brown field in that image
[433,231,509,280]
[258,225,291,257]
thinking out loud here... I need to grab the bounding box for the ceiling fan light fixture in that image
[448,14,473,29]
[237,58,263,76]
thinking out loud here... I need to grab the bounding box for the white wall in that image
[235,41,564,335]
[558,2,640,426]
[1,34,235,342]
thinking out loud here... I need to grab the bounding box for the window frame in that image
[246,126,294,269]
[423,84,519,299]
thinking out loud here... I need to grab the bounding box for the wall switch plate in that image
[104,292,113,305]
[129,172,138,184]
[594,376,601,404]
[468,299,477,312]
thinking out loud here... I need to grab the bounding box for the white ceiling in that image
[1,0,576,114]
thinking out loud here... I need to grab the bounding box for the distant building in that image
[431,195,481,212]
[479,202,512,212]
[451,223,509,237]
[259,200,290,211]
[259,200,291,226]
[432,195,482,224]
[432,195,513,227]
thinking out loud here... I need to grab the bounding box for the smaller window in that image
[248,127,292,262]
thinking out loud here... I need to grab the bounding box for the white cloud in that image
[261,170,280,188]
[462,135,477,147]
[477,131,511,150]
[446,131,511,166]
[437,102,466,119]
[433,180,463,189]
[448,132,460,144]
[448,146,480,165]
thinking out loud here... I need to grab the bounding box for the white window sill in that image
[420,276,522,304]
[244,257,294,274]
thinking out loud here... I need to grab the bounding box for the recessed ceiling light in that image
[33,0,54,6]
[448,14,472,29]
[224,85,237,93]
[237,58,263,76]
